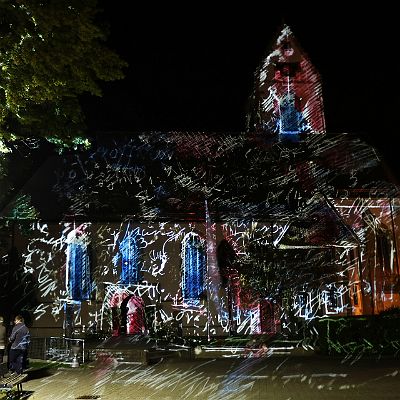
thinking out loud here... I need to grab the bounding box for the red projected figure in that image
[126,296,146,335]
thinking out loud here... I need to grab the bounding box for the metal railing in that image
[29,337,86,364]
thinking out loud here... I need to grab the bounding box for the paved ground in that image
[18,355,400,400]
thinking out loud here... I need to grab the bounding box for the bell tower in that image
[247,25,326,137]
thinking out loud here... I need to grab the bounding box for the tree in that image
[0,0,127,148]
[0,244,37,326]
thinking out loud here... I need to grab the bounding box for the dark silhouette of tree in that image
[0,0,127,147]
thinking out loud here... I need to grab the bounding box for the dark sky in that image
[82,3,400,179]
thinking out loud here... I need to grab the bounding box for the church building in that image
[1,25,399,341]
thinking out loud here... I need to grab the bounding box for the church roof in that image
[0,130,396,226]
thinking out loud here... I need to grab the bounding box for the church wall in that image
[334,197,400,315]
[8,220,272,338]
[5,199,400,340]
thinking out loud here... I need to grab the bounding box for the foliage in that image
[27,359,64,370]
[0,156,12,208]
[379,306,400,317]
[0,0,127,147]
[316,316,400,362]
[0,244,37,325]
[9,194,39,220]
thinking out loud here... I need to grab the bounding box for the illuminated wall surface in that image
[1,25,400,338]
[181,233,206,306]
[247,25,326,135]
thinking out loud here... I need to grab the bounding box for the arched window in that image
[181,232,206,306]
[66,224,91,300]
[113,227,140,285]
[278,91,309,135]
[279,93,301,134]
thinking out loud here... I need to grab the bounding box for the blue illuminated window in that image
[113,227,140,285]
[279,94,301,134]
[66,228,91,300]
[181,232,206,306]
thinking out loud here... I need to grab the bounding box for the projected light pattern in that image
[66,224,91,300]
[14,144,400,342]
[2,24,400,359]
[13,199,400,345]
[279,92,309,134]
[126,295,146,334]
[294,292,312,319]
[113,226,140,285]
[259,300,278,334]
[181,232,206,306]
[248,25,325,135]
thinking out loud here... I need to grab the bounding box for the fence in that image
[29,337,88,364]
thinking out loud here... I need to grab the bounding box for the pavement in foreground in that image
[20,355,400,400]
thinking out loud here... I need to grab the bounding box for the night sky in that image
[82,3,400,180]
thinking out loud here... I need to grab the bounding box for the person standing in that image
[0,316,6,364]
[8,315,30,374]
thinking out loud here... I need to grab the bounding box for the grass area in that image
[27,360,65,370]
[0,393,22,400]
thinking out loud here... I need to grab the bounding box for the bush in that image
[315,315,400,361]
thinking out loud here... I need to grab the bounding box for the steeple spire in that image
[247,25,326,137]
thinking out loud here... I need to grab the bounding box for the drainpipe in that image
[356,244,365,314]
[389,198,399,275]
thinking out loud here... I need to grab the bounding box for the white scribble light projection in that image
[1,26,400,375]
[249,25,326,136]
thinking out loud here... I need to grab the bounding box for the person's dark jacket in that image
[0,323,6,349]
[9,323,30,350]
